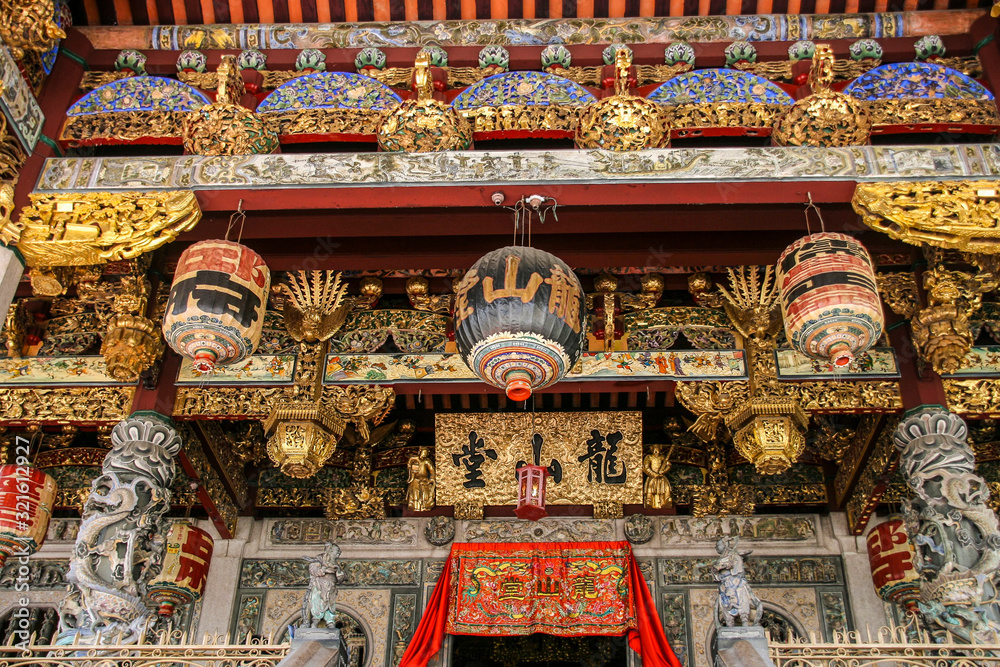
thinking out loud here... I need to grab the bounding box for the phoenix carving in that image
[716,265,782,341]
[281,271,351,342]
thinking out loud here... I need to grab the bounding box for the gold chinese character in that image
[498,580,526,601]
[570,575,598,599]
[454,270,479,325]
[536,577,561,597]
[546,265,581,333]
[483,255,543,304]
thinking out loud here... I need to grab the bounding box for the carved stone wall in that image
[21,513,881,665]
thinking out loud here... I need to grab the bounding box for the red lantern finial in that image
[505,370,533,401]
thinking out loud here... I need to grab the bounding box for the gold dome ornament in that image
[773,44,871,147]
[575,49,669,151]
[182,56,278,156]
[182,104,279,156]
[377,52,472,153]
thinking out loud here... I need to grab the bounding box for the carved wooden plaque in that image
[435,411,642,511]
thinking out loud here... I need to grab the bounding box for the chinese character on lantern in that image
[866,519,920,613]
[146,522,215,616]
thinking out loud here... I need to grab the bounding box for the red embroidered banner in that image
[449,542,632,636]
[399,541,681,667]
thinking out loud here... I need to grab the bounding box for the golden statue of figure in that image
[406,447,436,512]
[643,444,675,509]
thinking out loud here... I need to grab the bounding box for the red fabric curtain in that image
[398,541,681,667]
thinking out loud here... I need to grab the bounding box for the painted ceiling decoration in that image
[70,0,991,27]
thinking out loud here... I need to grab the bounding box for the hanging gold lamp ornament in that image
[575,48,670,151]
[377,51,473,153]
[725,396,808,476]
[265,403,345,478]
[773,44,871,147]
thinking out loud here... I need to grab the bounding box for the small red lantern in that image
[867,519,920,613]
[147,522,215,616]
[0,464,57,568]
[515,464,548,521]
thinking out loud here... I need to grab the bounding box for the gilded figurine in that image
[642,444,674,509]
[302,542,348,629]
[406,446,436,512]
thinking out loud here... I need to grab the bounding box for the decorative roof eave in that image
[76,9,984,51]
[34,144,1000,197]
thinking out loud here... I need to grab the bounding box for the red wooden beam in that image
[190,181,862,214]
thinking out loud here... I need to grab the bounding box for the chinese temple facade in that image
[2,0,1000,665]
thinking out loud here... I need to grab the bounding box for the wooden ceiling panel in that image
[69,0,991,26]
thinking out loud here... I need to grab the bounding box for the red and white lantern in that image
[777,232,883,368]
[514,464,548,521]
[147,522,215,616]
[0,464,57,567]
[162,240,270,373]
[867,519,920,610]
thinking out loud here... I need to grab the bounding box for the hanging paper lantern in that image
[514,464,548,521]
[453,246,586,400]
[162,240,270,373]
[146,522,215,616]
[777,232,883,368]
[866,519,920,610]
[0,465,57,568]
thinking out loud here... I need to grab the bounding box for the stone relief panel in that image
[390,593,417,667]
[689,587,820,667]
[0,559,67,588]
[261,589,305,639]
[661,592,689,667]
[339,589,391,667]
[462,518,616,543]
[659,556,841,586]
[45,519,80,543]
[240,559,421,588]
[268,519,416,546]
[660,516,818,544]
[820,590,849,636]
[37,146,1000,194]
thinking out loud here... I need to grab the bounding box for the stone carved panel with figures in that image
[268,519,416,545]
[463,518,616,543]
[240,559,420,588]
[660,515,818,544]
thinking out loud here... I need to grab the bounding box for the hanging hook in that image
[226,199,246,242]
[803,192,826,235]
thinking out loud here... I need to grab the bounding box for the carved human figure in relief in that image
[406,447,436,512]
[713,536,763,628]
[642,444,674,509]
[302,542,347,629]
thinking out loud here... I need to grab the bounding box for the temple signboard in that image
[435,412,642,518]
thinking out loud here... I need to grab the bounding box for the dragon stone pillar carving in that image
[57,412,182,644]
[895,407,1000,641]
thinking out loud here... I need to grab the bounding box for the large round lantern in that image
[147,521,215,616]
[866,519,920,612]
[0,465,57,567]
[777,232,883,368]
[453,246,586,400]
[163,240,270,373]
